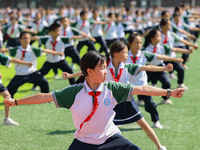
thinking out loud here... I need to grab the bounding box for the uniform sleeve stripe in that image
[127,86,134,102]
[52,92,59,108]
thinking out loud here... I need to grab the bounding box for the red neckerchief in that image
[153,46,157,53]
[50,41,58,57]
[109,68,123,82]
[20,50,27,60]
[131,56,139,63]
[77,91,101,133]
[80,21,86,30]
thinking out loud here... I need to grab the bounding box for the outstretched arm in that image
[136,118,166,150]
[139,63,173,72]
[132,85,184,98]
[42,49,64,56]
[4,93,54,107]
[0,48,9,52]
[156,54,183,62]
[180,39,198,49]
[171,47,194,54]
[10,58,33,67]
[62,71,82,79]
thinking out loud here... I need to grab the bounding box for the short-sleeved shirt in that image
[52,80,134,145]
[0,53,10,67]
[61,26,75,47]
[123,15,135,31]
[104,21,118,40]
[39,36,69,63]
[106,61,141,84]
[9,44,42,75]
[29,20,49,36]
[144,43,170,66]
[90,17,104,37]
[2,24,25,38]
[126,50,157,86]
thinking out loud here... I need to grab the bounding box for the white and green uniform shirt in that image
[104,21,118,40]
[52,80,134,145]
[126,50,157,86]
[39,36,69,63]
[0,53,10,67]
[61,26,75,47]
[2,23,25,38]
[29,20,49,36]
[90,17,104,37]
[144,43,170,66]
[123,15,135,31]
[107,61,141,84]
[9,45,42,75]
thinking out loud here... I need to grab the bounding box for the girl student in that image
[126,32,183,109]
[0,52,33,125]
[142,28,183,105]
[0,31,64,98]
[4,50,184,150]
[159,18,195,90]
[63,41,173,129]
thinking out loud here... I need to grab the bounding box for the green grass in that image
[0,39,200,150]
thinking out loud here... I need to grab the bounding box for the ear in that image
[87,68,93,76]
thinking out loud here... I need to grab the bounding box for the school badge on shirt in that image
[104,99,110,106]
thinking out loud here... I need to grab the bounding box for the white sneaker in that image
[177,84,188,90]
[136,100,144,105]
[3,118,19,126]
[54,74,59,79]
[169,73,177,79]
[153,121,163,129]
[160,99,173,105]
[31,86,38,91]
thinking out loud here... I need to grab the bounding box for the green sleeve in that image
[143,51,156,62]
[162,44,171,55]
[9,47,18,57]
[52,84,83,109]
[32,47,42,57]
[2,25,9,33]
[18,25,25,32]
[89,19,95,25]
[171,24,179,33]
[39,36,49,45]
[106,82,134,103]
[122,23,127,28]
[125,64,141,76]
[183,24,189,31]
[70,22,78,28]
[171,32,181,43]
[61,37,70,44]
[183,16,189,24]
[0,53,10,66]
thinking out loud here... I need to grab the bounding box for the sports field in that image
[0,39,200,150]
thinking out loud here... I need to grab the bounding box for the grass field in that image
[0,39,200,150]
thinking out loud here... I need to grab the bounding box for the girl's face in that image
[19,33,31,45]
[88,60,108,83]
[114,47,128,62]
[163,21,171,31]
[130,36,143,53]
[51,27,61,37]
[151,31,161,44]
[61,18,69,26]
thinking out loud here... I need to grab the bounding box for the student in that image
[72,10,96,53]
[0,32,63,98]
[159,19,194,90]
[4,50,185,150]
[0,52,32,125]
[63,41,173,129]
[31,23,75,86]
[142,29,183,105]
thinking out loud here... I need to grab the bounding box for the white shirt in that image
[90,17,103,37]
[76,19,91,42]
[104,21,118,40]
[61,26,75,47]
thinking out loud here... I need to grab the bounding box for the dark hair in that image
[143,28,159,48]
[106,40,127,62]
[49,23,61,31]
[75,51,106,84]
[80,10,87,17]
[127,32,140,48]
[161,10,169,17]
[19,32,30,39]
[108,12,113,18]
[174,6,181,13]
[160,18,170,27]
[60,17,68,22]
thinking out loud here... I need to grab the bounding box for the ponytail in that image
[143,28,158,48]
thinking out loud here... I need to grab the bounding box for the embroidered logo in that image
[104,99,110,106]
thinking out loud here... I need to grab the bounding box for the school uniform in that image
[104,21,118,48]
[29,20,49,36]
[38,35,75,85]
[123,15,135,35]
[161,31,185,84]
[144,43,171,100]
[53,80,141,150]
[6,45,49,98]
[134,16,145,35]
[116,22,126,43]
[126,50,159,122]
[90,17,108,54]
[2,23,25,47]
[72,19,96,53]
[61,26,80,65]
[45,14,58,26]
[0,53,10,92]
[106,61,143,125]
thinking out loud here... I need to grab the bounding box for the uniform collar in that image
[107,59,125,69]
[129,50,142,57]
[20,44,31,51]
[49,36,60,42]
[83,80,104,93]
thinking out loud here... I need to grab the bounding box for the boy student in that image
[0,52,32,125]
[4,50,185,150]
[72,10,96,53]
[31,23,75,89]
[0,32,63,98]
[1,16,37,48]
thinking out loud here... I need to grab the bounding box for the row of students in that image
[4,50,185,150]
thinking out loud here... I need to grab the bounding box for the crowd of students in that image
[1,2,200,150]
